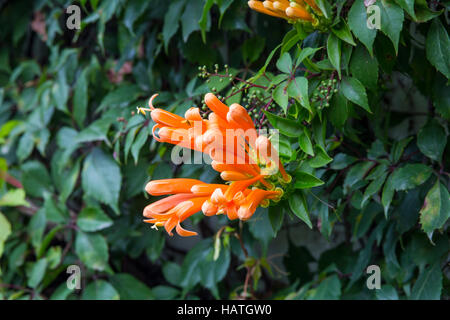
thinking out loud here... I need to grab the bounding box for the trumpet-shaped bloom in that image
[248,0,319,22]
[140,93,289,237]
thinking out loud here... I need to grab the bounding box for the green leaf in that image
[294,172,325,189]
[98,84,141,111]
[309,275,341,300]
[27,258,48,289]
[349,45,379,90]
[276,52,292,74]
[73,70,88,128]
[328,90,348,128]
[288,192,312,229]
[327,33,341,79]
[315,0,332,19]
[152,286,180,300]
[414,3,442,23]
[330,153,357,170]
[75,231,109,271]
[348,0,377,55]
[394,0,416,20]
[281,29,302,55]
[272,83,289,114]
[340,76,371,113]
[77,207,113,232]
[0,188,29,207]
[381,173,395,218]
[131,126,148,165]
[123,0,149,34]
[410,263,442,300]
[17,132,34,162]
[82,280,119,300]
[391,164,432,191]
[181,0,204,42]
[361,172,388,207]
[110,274,153,300]
[199,0,214,43]
[426,18,450,78]
[21,161,53,198]
[432,75,450,120]
[287,76,310,111]
[331,21,356,46]
[379,0,404,55]
[344,161,373,191]
[419,180,450,237]
[82,148,122,214]
[298,128,314,156]
[242,36,265,64]
[162,0,186,52]
[308,146,332,168]
[76,118,111,144]
[417,119,446,162]
[254,43,281,76]
[295,47,321,67]
[0,212,12,257]
[268,205,284,234]
[263,111,303,137]
[28,207,47,251]
[376,285,399,300]
[162,262,182,287]
[391,136,413,163]
[248,207,275,249]
[59,159,80,203]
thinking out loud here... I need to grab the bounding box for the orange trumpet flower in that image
[248,0,318,23]
[139,92,290,237]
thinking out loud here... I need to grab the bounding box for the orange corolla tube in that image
[286,4,313,21]
[204,93,230,121]
[184,107,203,121]
[273,1,289,12]
[138,94,192,129]
[227,103,256,132]
[150,109,191,129]
[262,1,288,18]
[224,175,264,201]
[145,179,205,196]
[211,160,260,177]
[248,1,284,18]
[154,127,201,152]
[220,171,251,181]
[191,184,228,196]
[145,196,209,236]
[143,193,194,218]
[237,189,282,220]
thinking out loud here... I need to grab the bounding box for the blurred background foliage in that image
[0,0,449,300]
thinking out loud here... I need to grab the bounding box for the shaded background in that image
[0,0,448,300]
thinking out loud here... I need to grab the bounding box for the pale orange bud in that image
[184,107,202,121]
[286,6,313,21]
[220,171,250,181]
[145,179,204,196]
[248,0,284,18]
[204,93,229,121]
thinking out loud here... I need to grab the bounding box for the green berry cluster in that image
[312,78,338,109]
[197,64,231,81]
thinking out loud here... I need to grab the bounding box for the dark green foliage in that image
[0,0,448,300]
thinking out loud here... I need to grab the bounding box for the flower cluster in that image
[138,93,291,237]
[248,0,322,24]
